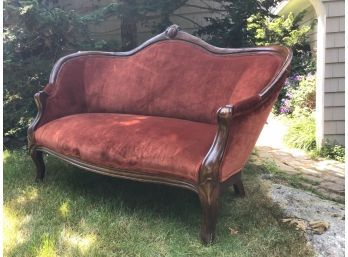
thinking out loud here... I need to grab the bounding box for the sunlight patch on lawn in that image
[3,207,29,253]
[58,201,70,218]
[61,228,96,254]
[3,150,11,164]
[16,187,38,204]
[36,234,57,257]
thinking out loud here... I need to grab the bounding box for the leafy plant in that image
[277,73,316,116]
[284,114,345,162]
[246,11,316,116]
[247,11,316,75]
[284,114,316,151]
[289,74,316,116]
[311,144,345,163]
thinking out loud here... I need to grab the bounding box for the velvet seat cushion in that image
[34,113,218,182]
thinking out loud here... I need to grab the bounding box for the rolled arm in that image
[199,48,291,183]
[231,45,292,117]
[219,70,290,182]
[232,61,291,117]
[27,55,88,149]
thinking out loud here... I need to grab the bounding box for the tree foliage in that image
[83,0,188,50]
[246,11,316,115]
[196,0,281,47]
[247,11,316,74]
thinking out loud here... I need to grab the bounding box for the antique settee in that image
[28,25,292,244]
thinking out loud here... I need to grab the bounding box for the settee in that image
[28,24,292,244]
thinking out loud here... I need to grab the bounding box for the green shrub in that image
[246,11,316,75]
[246,12,315,116]
[290,74,316,116]
[277,73,316,116]
[312,144,345,163]
[284,114,316,151]
[284,115,345,162]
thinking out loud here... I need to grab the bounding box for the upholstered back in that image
[52,40,284,124]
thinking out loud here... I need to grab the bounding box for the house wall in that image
[322,0,345,145]
[299,5,317,52]
[278,0,345,146]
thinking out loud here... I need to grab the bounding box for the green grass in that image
[4,150,314,257]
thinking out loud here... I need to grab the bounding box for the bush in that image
[289,74,316,116]
[312,144,345,163]
[284,114,316,151]
[246,11,316,74]
[276,73,316,115]
[246,12,316,115]
[284,115,345,162]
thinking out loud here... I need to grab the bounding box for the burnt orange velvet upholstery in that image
[220,78,286,181]
[33,38,289,184]
[37,41,283,128]
[35,113,216,182]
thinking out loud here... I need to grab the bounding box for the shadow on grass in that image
[4,150,314,257]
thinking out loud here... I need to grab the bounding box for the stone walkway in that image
[270,183,345,257]
[252,115,345,202]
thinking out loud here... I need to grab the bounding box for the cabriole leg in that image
[31,149,45,181]
[233,179,245,197]
[198,187,220,245]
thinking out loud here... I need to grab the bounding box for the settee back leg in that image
[31,149,46,181]
[233,179,245,197]
[198,187,219,245]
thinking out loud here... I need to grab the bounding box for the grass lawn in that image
[4,149,314,257]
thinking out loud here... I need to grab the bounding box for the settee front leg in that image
[31,149,46,182]
[198,182,220,244]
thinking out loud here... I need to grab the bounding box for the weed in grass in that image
[4,150,314,257]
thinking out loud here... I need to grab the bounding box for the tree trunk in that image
[120,0,138,51]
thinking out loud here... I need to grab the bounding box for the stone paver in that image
[254,115,345,202]
[270,183,345,257]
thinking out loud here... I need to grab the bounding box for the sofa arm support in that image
[232,67,290,118]
[198,105,233,244]
[198,105,233,188]
[27,90,49,152]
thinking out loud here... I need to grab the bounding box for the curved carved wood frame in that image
[27,24,292,245]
